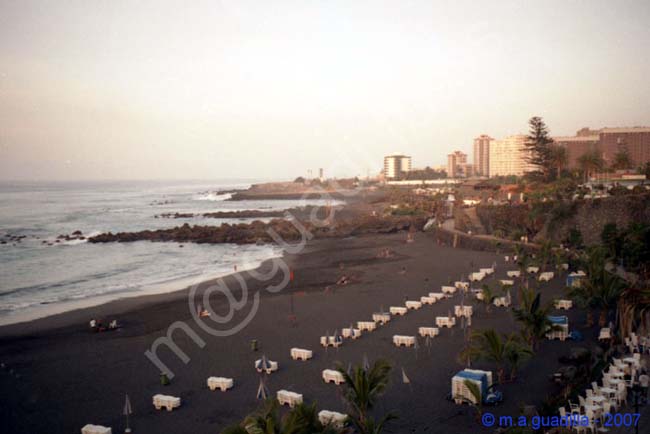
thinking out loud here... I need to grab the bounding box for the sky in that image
[1,0,649,181]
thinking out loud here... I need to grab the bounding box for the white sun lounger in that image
[255,359,279,374]
[599,328,612,341]
[322,369,345,385]
[504,255,510,262]
[480,267,494,275]
[405,300,422,310]
[506,270,521,278]
[207,376,234,392]
[436,316,456,328]
[454,281,469,290]
[290,348,313,361]
[554,299,573,310]
[318,410,347,427]
[418,326,440,337]
[342,327,361,339]
[493,297,511,307]
[81,425,112,434]
[420,295,436,305]
[469,272,486,282]
[560,263,569,270]
[474,290,485,300]
[372,312,391,324]
[390,306,408,316]
[153,394,181,411]
[499,279,514,286]
[320,336,342,348]
[441,286,457,294]
[539,271,554,281]
[393,335,416,347]
[454,305,473,318]
[546,324,569,341]
[357,321,376,332]
[429,292,446,300]
[527,266,540,274]
[277,390,303,408]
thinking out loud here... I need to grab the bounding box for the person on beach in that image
[89,319,97,331]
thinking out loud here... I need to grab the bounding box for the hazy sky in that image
[1,0,649,181]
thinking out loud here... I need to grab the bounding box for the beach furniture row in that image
[342,327,361,338]
[554,299,573,310]
[291,347,313,361]
[277,389,303,408]
[318,410,347,428]
[506,270,521,277]
[499,279,514,286]
[539,271,554,281]
[322,368,345,385]
[454,305,473,318]
[546,315,569,341]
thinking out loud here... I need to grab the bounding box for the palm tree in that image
[513,289,557,349]
[463,379,483,420]
[476,284,497,313]
[460,329,531,383]
[236,399,342,434]
[593,271,626,327]
[548,144,568,179]
[577,150,604,182]
[611,147,633,171]
[336,359,397,434]
[618,286,650,339]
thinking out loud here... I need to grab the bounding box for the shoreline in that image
[0,247,284,332]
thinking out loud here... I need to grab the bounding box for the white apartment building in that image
[383,154,412,179]
[488,135,534,177]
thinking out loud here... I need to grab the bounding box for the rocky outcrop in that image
[88,215,426,245]
[156,210,287,219]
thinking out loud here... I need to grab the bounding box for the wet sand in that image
[0,231,592,433]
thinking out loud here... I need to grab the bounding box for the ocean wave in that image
[193,192,232,201]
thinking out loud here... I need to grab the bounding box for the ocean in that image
[0,180,334,325]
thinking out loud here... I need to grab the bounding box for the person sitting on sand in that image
[89,319,97,331]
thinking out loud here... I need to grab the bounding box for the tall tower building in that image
[489,135,534,177]
[473,135,492,177]
[447,151,468,178]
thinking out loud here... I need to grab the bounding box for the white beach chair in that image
[81,425,112,434]
[428,292,445,300]
[318,410,347,428]
[469,272,485,282]
[454,281,469,290]
[255,359,279,374]
[554,299,573,310]
[322,369,345,385]
[435,316,456,328]
[207,376,234,392]
[506,270,521,278]
[357,321,376,332]
[389,306,408,316]
[277,390,303,408]
[479,267,494,275]
[320,336,342,348]
[526,266,540,274]
[393,335,416,347]
[539,272,554,282]
[420,295,436,305]
[499,279,514,286]
[405,300,422,310]
[342,327,361,339]
[152,394,181,411]
[454,305,473,318]
[441,286,457,295]
[372,312,391,324]
[418,326,440,338]
[493,296,511,307]
[290,348,313,361]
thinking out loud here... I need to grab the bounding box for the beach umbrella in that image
[346,362,352,376]
[256,377,268,400]
[402,368,411,384]
[123,394,132,433]
[256,355,271,372]
[413,336,420,359]
[363,354,369,371]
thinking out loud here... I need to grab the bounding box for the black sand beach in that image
[0,231,590,434]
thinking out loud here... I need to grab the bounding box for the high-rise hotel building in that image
[473,135,492,177]
[489,135,535,177]
[383,154,412,179]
